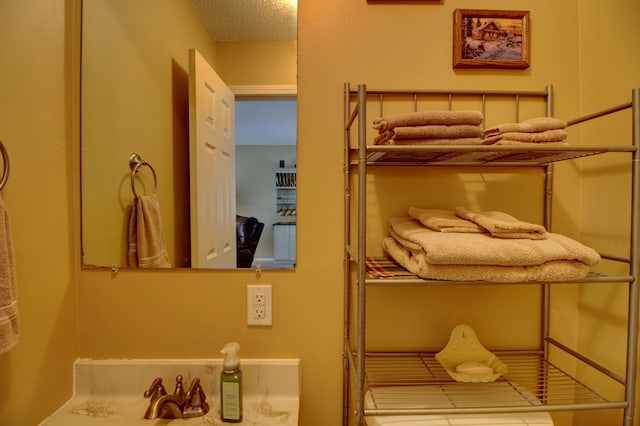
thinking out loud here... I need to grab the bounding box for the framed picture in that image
[453,9,530,69]
[368,0,441,2]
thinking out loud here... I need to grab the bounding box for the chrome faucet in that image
[143,375,210,419]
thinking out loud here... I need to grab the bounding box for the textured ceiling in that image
[190,0,297,41]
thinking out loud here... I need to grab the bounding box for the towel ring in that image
[129,153,157,198]
[0,141,9,191]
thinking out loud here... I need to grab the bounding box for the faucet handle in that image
[172,375,186,405]
[143,377,167,403]
[182,378,210,418]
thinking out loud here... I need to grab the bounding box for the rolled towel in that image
[373,110,484,131]
[408,207,485,233]
[481,129,568,145]
[481,116,567,138]
[455,207,547,240]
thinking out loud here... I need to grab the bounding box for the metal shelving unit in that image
[342,83,640,426]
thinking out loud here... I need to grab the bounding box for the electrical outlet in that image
[253,306,266,319]
[247,284,272,326]
[253,291,266,306]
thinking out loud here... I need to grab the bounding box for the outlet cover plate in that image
[247,284,272,326]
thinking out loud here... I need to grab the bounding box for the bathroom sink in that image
[40,358,300,425]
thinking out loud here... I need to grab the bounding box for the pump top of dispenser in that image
[221,342,241,371]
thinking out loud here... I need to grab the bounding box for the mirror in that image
[81,0,297,270]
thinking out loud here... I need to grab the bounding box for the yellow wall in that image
[81,0,216,268]
[0,0,78,424]
[573,1,640,425]
[1,0,640,425]
[216,40,298,86]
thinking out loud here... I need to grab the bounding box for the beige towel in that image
[481,129,568,145]
[384,137,483,146]
[375,124,482,145]
[493,140,569,146]
[0,196,18,354]
[455,207,547,240]
[481,117,567,138]
[383,237,591,282]
[388,216,600,266]
[128,195,171,268]
[408,207,484,233]
[373,110,484,131]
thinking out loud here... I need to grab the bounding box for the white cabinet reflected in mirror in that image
[81,0,297,270]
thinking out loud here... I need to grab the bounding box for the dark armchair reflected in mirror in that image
[81,0,297,270]
[236,215,265,268]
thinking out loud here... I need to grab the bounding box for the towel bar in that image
[0,140,9,191]
[129,153,158,198]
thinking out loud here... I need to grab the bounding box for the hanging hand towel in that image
[0,195,18,354]
[128,194,171,268]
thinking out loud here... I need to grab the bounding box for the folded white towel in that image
[0,195,18,354]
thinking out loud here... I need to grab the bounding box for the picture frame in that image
[367,1,441,3]
[368,0,441,3]
[453,9,530,69]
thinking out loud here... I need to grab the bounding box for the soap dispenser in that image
[220,342,243,422]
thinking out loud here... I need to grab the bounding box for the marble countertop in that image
[43,395,298,425]
[40,358,300,426]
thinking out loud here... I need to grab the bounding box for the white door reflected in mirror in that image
[189,49,237,268]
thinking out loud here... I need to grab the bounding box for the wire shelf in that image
[353,145,635,167]
[362,256,633,286]
[362,352,627,416]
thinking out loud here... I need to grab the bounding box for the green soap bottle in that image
[220,342,242,422]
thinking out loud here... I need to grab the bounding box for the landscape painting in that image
[453,9,530,69]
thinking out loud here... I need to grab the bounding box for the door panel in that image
[189,49,236,268]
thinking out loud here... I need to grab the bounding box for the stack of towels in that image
[382,207,600,282]
[372,110,569,146]
[480,116,568,145]
[373,110,484,145]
